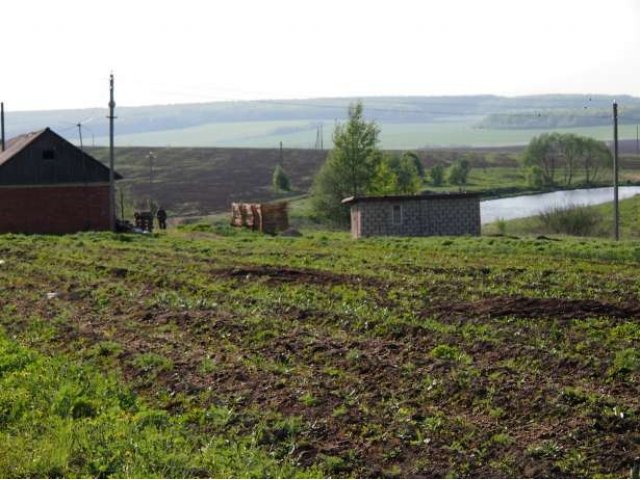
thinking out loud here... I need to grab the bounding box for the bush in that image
[447,159,471,190]
[272,165,291,193]
[429,164,445,186]
[496,218,507,235]
[538,204,602,237]
[526,166,545,188]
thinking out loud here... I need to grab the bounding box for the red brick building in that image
[0,128,121,234]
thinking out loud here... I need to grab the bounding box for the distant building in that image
[342,193,481,239]
[0,128,122,234]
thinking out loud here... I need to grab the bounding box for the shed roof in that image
[342,192,481,205]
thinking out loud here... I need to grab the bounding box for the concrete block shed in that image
[0,128,121,234]
[342,193,481,239]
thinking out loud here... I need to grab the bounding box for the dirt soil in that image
[30,288,640,478]
[3,240,640,477]
[432,295,640,321]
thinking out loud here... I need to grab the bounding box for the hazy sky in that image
[2,0,639,111]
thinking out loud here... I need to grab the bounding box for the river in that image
[481,186,640,224]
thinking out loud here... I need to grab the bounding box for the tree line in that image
[522,132,612,187]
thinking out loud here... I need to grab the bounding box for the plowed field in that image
[1,230,640,477]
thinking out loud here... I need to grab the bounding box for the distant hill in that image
[6,94,640,149]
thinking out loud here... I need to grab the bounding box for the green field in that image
[2,228,640,477]
[95,119,640,149]
[7,94,639,151]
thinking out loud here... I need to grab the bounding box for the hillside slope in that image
[89,146,329,215]
[7,94,640,149]
[88,146,527,216]
[90,144,640,217]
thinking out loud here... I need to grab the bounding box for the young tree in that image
[402,151,425,180]
[370,153,422,195]
[370,158,398,195]
[526,165,545,188]
[272,164,291,193]
[388,154,422,194]
[447,159,471,190]
[581,137,612,184]
[522,133,562,186]
[429,163,445,186]
[522,133,612,187]
[310,102,381,223]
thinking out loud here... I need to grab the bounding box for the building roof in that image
[342,192,481,205]
[0,127,122,180]
[0,129,46,166]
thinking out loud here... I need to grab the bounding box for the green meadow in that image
[95,119,640,149]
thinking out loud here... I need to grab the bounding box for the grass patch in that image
[0,330,317,478]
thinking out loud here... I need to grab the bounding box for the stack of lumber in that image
[230,202,289,234]
[134,211,154,232]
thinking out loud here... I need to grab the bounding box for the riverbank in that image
[482,194,640,239]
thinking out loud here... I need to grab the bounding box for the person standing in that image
[156,208,167,230]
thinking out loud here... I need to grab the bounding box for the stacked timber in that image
[230,202,289,234]
[134,211,154,232]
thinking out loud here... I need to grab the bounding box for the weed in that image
[423,414,445,433]
[527,440,564,460]
[88,341,123,357]
[490,432,513,446]
[299,392,318,407]
[332,404,348,417]
[131,353,173,376]
[198,355,218,374]
[609,348,640,377]
[345,348,363,363]
[430,344,472,364]
[319,455,346,474]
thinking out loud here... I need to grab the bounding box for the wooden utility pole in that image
[108,74,116,231]
[613,101,620,241]
[147,151,155,210]
[76,123,84,151]
[1,102,5,152]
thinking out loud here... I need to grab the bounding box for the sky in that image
[1,0,639,111]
